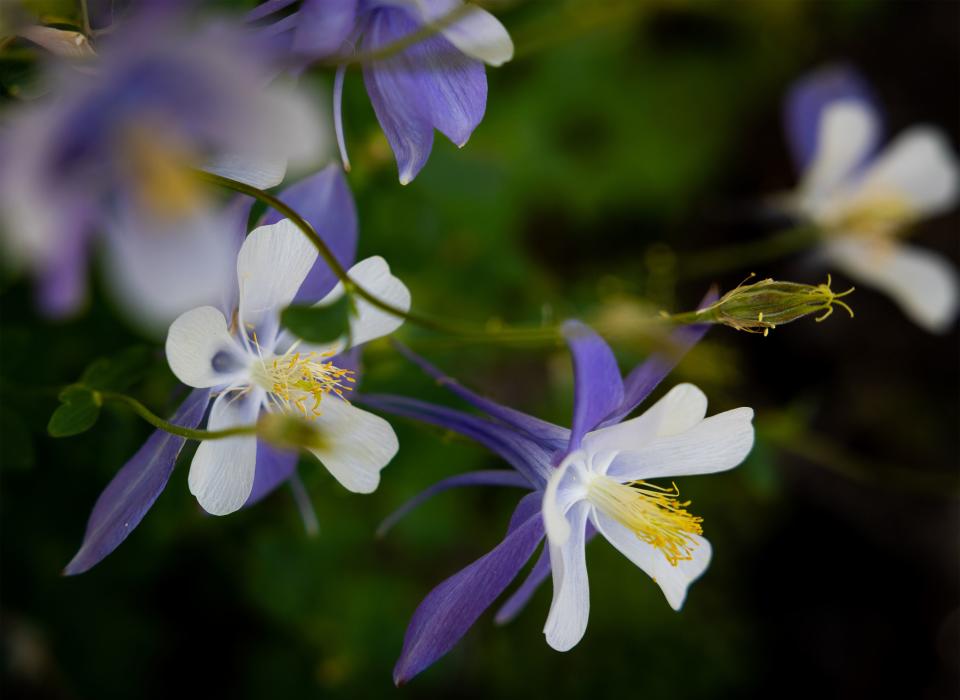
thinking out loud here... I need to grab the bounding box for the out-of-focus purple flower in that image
[0,12,325,329]
[250,0,513,183]
[363,295,755,684]
[64,166,362,574]
[781,65,960,333]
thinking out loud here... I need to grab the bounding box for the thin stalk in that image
[679,226,821,280]
[98,391,257,441]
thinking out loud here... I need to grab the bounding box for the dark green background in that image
[2,1,958,698]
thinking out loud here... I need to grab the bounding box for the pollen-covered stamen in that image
[830,193,916,238]
[587,476,703,566]
[252,345,355,419]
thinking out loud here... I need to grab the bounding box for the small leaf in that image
[80,346,154,392]
[48,386,101,438]
[281,295,353,344]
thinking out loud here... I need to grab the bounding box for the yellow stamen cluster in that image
[831,194,915,239]
[259,349,355,419]
[587,476,703,566]
[121,124,206,218]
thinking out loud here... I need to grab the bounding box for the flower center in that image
[828,193,915,238]
[586,476,703,566]
[253,347,355,420]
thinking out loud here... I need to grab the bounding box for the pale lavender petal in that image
[245,440,299,506]
[393,341,570,451]
[261,165,358,302]
[292,0,358,57]
[785,64,882,173]
[362,8,436,184]
[37,219,91,317]
[562,320,624,450]
[602,288,717,426]
[245,0,298,23]
[359,394,552,487]
[393,494,545,685]
[378,470,531,537]
[63,388,211,575]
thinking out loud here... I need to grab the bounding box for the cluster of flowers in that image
[0,0,956,685]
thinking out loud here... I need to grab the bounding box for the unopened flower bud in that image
[698,275,854,336]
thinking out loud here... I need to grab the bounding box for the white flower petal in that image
[582,383,708,466]
[825,238,959,333]
[542,452,586,546]
[607,407,755,482]
[104,206,240,336]
[593,512,711,611]
[800,100,879,204]
[850,127,960,218]
[543,502,590,652]
[204,153,287,190]
[166,306,245,388]
[188,389,262,515]
[319,256,411,348]
[410,0,514,66]
[306,397,398,494]
[237,219,319,340]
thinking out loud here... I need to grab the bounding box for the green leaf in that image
[48,386,101,438]
[280,295,353,344]
[80,346,154,392]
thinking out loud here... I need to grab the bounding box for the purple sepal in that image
[495,523,598,625]
[245,440,299,507]
[63,388,211,575]
[784,64,882,173]
[358,394,551,487]
[362,6,487,184]
[261,165,358,303]
[562,320,624,450]
[292,0,358,58]
[377,469,531,537]
[602,288,717,426]
[393,493,545,686]
[392,341,570,451]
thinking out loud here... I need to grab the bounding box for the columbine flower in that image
[64,166,390,574]
[782,65,960,332]
[363,307,754,683]
[0,9,323,327]
[248,0,513,183]
[164,218,408,515]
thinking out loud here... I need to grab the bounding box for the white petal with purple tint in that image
[166,306,245,388]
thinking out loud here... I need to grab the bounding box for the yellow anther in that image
[587,477,703,566]
[254,347,354,420]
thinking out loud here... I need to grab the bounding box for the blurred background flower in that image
[0,5,326,331]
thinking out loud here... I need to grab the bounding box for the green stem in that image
[98,392,257,441]
[198,173,736,345]
[679,226,821,280]
[198,171,469,335]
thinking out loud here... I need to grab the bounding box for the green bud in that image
[700,275,854,335]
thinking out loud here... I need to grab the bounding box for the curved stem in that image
[98,391,257,441]
[198,171,469,335]
[198,172,745,344]
[678,225,821,280]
